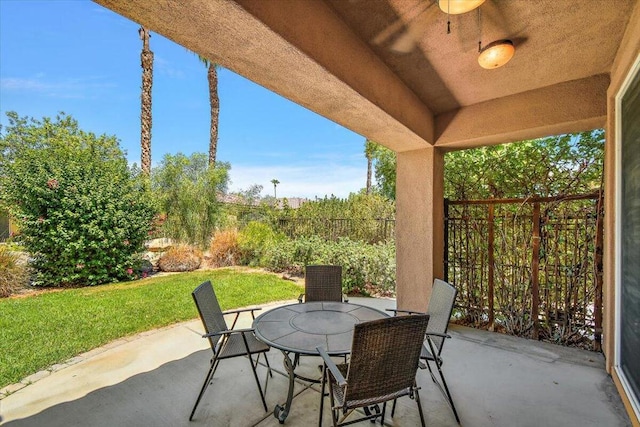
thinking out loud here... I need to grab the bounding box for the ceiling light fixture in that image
[478,39,515,69]
[438,0,485,15]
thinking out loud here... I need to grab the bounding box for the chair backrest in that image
[426,279,457,356]
[345,314,430,403]
[192,281,228,350]
[304,265,343,302]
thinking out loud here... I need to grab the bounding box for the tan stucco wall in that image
[604,1,640,424]
[435,75,608,150]
[234,0,436,149]
[395,147,444,311]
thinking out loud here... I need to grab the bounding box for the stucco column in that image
[396,147,445,312]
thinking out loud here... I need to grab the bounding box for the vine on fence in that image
[445,192,603,351]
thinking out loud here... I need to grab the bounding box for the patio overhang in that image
[92,1,640,423]
[93,0,626,153]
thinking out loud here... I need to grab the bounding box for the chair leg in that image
[189,356,220,421]
[329,382,339,427]
[426,359,460,424]
[414,388,426,427]
[391,398,397,417]
[264,351,273,378]
[248,353,269,412]
[319,365,327,427]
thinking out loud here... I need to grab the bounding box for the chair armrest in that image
[223,307,263,327]
[385,308,427,316]
[425,332,451,339]
[298,293,305,303]
[222,307,262,316]
[203,327,255,338]
[316,346,347,387]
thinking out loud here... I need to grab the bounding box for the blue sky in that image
[0,0,370,199]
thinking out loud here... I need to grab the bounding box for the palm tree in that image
[198,56,219,166]
[139,26,153,175]
[364,139,376,194]
[271,179,280,199]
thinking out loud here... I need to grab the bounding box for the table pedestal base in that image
[273,350,296,423]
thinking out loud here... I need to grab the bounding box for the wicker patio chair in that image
[317,314,430,426]
[387,278,460,423]
[298,265,347,303]
[189,281,272,420]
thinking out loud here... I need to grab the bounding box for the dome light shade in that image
[438,0,485,15]
[478,40,515,69]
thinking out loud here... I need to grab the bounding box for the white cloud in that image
[155,56,186,79]
[0,76,115,98]
[1,78,48,91]
[228,163,368,199]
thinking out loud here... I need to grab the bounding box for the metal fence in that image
[444,192,603,351]
[222,203,396,243]
[275,217,395,243]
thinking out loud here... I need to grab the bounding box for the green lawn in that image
[0,268,301,388]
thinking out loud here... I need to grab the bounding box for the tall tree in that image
[152,153,229,248]
[271,179,280,198]
[364,139,376,194]
[367,130,605,201]
[139,27,153,175]
[367,142,396,200]
[197,56,220,166]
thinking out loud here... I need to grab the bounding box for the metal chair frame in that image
[189,281,272,421]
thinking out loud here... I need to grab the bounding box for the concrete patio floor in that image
[0,297,631,427]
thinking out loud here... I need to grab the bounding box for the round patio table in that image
[253,301,388,423]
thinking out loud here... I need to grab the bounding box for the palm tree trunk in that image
[208,63,219,166]
[139,27,153,175]
[366,155,372,194]
[364,139,375,195]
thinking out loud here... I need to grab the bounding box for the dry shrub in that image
[209,229,241,267]
[0,246,30,297]
[157,245,202,272]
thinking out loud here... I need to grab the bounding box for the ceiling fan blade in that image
[390,30,417,53]
[372,0,434,47]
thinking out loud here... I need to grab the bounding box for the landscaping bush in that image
[0,112,157,286]
[157,245,202,272]
[264,236,396,296]
[0,245,29,297]
[275,193,395,243]
[209,229,241,267]
[264,235,327,274]
[152,153,229,249]
[238,221,285,266]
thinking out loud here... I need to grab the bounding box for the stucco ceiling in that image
[94,0,638,151]
[328,0,633,114]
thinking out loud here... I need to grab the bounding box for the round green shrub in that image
[0,112,157,286]
[264,236,396,296]
[237,221,284,266]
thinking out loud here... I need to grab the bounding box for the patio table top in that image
[252,301,388,355]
